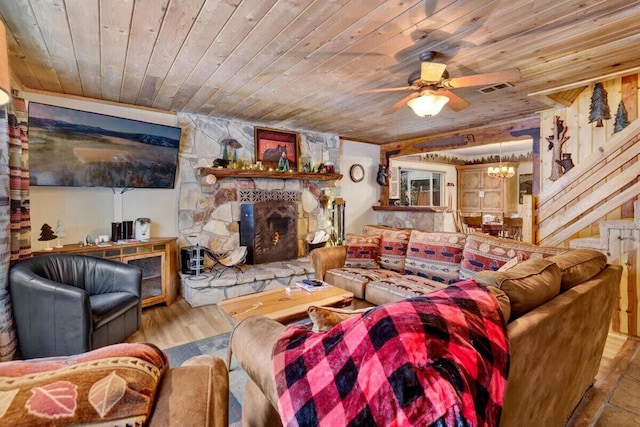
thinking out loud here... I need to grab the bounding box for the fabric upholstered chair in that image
[9,254,142,359]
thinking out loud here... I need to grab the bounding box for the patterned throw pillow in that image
[404,230,467,284]
[459,233,566,280]
[363,226,410,273]
[0,343,167,426]
[344,234,380,269]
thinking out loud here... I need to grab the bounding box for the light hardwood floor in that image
[127,297,638,425]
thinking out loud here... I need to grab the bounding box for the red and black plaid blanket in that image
[272,280,509,427]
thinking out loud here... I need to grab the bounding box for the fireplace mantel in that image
[199,167,342,182]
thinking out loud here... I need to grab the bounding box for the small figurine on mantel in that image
[278,151,290,171]
[54,219,66,248]
[38,223,57,251]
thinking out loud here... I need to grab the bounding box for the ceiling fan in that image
[355,51,520,117]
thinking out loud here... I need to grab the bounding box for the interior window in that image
[399,169,444,207]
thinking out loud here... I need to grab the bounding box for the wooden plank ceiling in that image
[1,0,639,144]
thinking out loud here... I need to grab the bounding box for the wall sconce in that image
[0,20,11,106]
[407,90,449,117]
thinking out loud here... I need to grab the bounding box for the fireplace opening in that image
[240,201,297,264]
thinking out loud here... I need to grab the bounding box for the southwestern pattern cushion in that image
[365,275,449,306]
[459,233,566,280]
[0,343,167,426]
[324,267,402,299]
[344,234,380,269]
[363,226,410,273]
[404,230,467,284]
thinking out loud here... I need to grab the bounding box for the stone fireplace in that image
[175,112,341,306]
[240,200,297,264]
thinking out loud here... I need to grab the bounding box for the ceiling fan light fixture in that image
[407,93,449,117]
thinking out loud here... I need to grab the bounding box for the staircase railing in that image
[537,119,640,247]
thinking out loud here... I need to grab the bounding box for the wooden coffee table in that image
[220,285,354,368]
[219,285,354,323]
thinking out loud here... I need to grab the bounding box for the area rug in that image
[163,332,248,427]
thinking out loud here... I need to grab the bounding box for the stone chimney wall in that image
[176,112,341,254]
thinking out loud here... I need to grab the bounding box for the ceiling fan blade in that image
[444,68,520,89]
[384,92,420,115]
[354,86,414,94]
[437,88,471,111]
[421,62,447,82]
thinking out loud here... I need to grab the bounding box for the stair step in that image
[569,237,606,250]
[569,201,640,250]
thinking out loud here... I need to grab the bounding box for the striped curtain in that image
[7,98,30,264]
[0,97,30,360]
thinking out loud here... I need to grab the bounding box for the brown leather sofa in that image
[231,248,622,427]
[149,354,229,427]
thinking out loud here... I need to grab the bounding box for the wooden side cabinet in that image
[33,237,178,308]
[457,163,517,215]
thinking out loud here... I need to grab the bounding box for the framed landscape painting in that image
[254,126,300,171]
[28,102,181,188]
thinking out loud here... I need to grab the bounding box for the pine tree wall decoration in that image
[588,82,611,127]
[613,101,630,133]
[38,223,57,251]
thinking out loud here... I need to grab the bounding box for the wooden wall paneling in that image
[27,0,83,95]
[192,0,351,114]
[174,0,308,112]
[3,28,39,90]
[537,141,640,241]
[196,0,318,115]
[539,110,555,191]
[214,0,390,119]
[119,0,169,104]
[609,229,624,334]
[179,0,281,112]
[576,81,593,163]
[621,74,639,219]
[247,0,435,124]
[1,1,62,92]
[136,0,208,106]
[630,230,639,337]
[100,0,135,102]
[285,0,503,127]
[153,0,238,109]
[65,0,101,99]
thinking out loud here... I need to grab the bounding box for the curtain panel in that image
[0,97,30,360]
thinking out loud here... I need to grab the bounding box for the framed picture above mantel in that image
[254,126,300,171]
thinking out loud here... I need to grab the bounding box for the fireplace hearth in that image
[240,201,297,264]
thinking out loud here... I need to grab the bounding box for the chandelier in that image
[487,143,515,179]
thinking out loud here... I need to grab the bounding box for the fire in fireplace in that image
[240,201,297,264]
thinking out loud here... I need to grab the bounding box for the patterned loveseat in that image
[311,225,566,306]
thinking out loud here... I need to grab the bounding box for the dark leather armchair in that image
[9,254,142,359]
